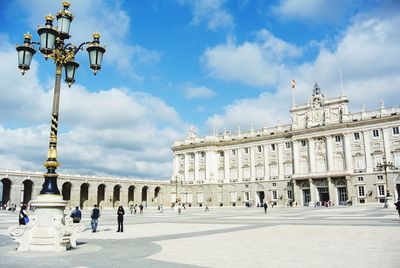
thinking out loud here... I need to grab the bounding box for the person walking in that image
[70,206,82,223]
[18,204,28,225]
[178,203,182,215]
[263,202,268,214]
[91,204,101,232]
[139,203,144,214]
[117,205,125,232]
[395,200,400,220]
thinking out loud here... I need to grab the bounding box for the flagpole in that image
[291,80,296,107]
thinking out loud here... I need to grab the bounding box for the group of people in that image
[14,200,400,231]
[315,200,335,207]
[129,204,145,214]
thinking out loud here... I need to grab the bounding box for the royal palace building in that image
[171,84,400,207]
[1,84,400,208]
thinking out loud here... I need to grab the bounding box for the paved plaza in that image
[0,205,399,268]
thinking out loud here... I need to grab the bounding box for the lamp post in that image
[376,156,394,208]
[10,2,106,252]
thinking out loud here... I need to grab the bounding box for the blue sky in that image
[0,0,399,179]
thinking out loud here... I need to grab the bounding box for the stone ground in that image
[0,205,399,268]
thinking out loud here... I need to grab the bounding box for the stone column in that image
[238,148,243,182]
[327,177,337,204]
[383,128,392,162]
[309,179,316,207]
[224,150,230,182]
[184,154,189,182]
[70,184,80,208]
[105,185,114,208]
[326,136,334,171]
[343,133,353,172]
[292,140,300,174]
[345,175,354,204]
[363,131,372,172]
[10,182,21,206]
[120,186,128,207]
[263,145,269,180]
[293,181,301,206]
[278,143,284,180]
[87,182,97,208]
[194,152,200,182]
[250,146,256,180]
[308,138,316,173]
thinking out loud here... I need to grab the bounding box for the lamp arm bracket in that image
[74,41,91,55]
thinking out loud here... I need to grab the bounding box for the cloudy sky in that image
[0,0,399,180]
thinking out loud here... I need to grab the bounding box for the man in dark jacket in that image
[91,204,101,232]
[70,206,82,223]
[263,202,268,214]
[395,200,400,220]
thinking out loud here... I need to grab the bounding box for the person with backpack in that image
[91,204,101,232]
[70,206,82,223]
[18,204,29,225]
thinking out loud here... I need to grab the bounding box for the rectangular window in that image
[354,132,360,140]
[244,192,250,201]
[201,152,205,158]
[271,144,276,151]
[335,135,341,142]
[272,183,276,187]
[220,151,224,157]
[393,127,399,135]
[232,149,236,155]
[357,177,364,182]
[301,140,306,147]
[272,190,277,200]
[358,186,365,197]
[372,129,379,138]
[285,142,291,149]
[287,190,293,200]
[257,146,262,153]
[244,147,249,154]
[377,175,383,180]
[377,185,385,196]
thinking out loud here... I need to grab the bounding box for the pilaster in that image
[308,138,316,173]
[326,136,334,171]
[250,146,256,180]
[363,131,373,172]
[327,177,337,204]
[224,150,230,182]
[292,140,300,174]
[343,133,353,171]
[309,179,316,206]
[278,143,284,180]
[194,152,200,181]
[383,128,392,162]
[184,154,189,182]
[238,148,243,182]
[263,145,269,180]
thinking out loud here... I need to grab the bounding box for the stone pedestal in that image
[8,194,84,252]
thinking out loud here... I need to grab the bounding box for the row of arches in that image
[1,178,33,205]
[60,182,162,208]
[1,178,162,209]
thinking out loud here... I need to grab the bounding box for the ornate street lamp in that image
[16,1,106,195]
[376,156,394,208]
[11,1,106,252]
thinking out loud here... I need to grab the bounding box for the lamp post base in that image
[8,194,84,252]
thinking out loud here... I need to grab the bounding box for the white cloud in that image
[179,0,234,31]
[204,6,400,132]
[184,86,215,99]
[0,36,187,179]
[16,0,160,82]
[202,30,301,87]
[271,0,361,23]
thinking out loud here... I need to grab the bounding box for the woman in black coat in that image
[117,205,125,232]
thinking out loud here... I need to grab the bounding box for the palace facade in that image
[1,84,400,208]
[171,84,400,207]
